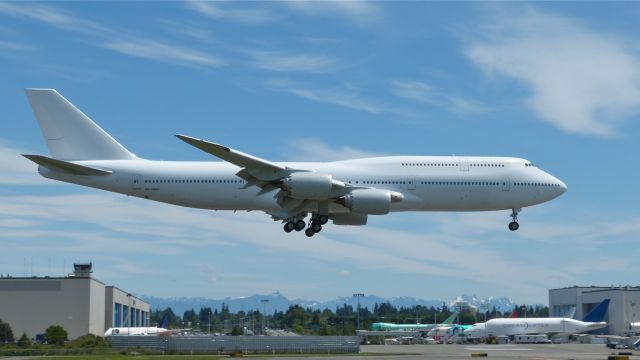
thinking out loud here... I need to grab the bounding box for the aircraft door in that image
[459,160,469,172]
[132,174,142,191]
[407,176,416,190]
[502,177,510,192]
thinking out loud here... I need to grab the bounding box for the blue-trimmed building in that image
[549,286,640,335]
[0,263,149,340]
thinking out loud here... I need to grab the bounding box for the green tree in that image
[67,334,109,348]
[0,319,15,343]
[230,326,243,336]
[17,333,31,347]
[44,325,68,346]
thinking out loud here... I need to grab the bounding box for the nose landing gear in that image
[508,208,520,231]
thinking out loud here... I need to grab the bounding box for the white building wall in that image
[0,276,149,340]
[0,278,96,339]
[549,286,640,336]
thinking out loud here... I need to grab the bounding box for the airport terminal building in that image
[549,286,640,335]
[0,263,149,340]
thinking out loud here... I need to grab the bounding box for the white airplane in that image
[104,326,169,336]
[23,89,567,236]
[104,314,190,336]
[465,299,610,339]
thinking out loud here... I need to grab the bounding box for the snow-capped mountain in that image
[143,293,528,315]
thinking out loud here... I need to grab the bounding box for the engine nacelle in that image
[281,172,333,200]
[340,189,398,215]
[331,213,368,226]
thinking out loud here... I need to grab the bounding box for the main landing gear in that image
[304,214,329,237]
[508,208,520,231]
[283,219,306,233]
[284,214,329,236]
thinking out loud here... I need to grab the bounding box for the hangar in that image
[0,263,149,340]
[549,285,640,335]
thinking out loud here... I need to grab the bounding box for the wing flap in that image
[23,154,112,176]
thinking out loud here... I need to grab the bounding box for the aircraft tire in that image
[295,220,306,231]
[284,222,295,233]
[305,228,315,237]
[508,222,519,231]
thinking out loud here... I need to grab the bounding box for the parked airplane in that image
[23,89,567,236]
[467,299,610,338]
[371,312,458,331]
[104,314,184,336]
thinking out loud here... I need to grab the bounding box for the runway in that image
[252,344,633,360]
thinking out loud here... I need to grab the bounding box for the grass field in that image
[23,356,222,360]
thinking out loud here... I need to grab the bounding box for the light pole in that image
[353,293,364,331]
[208,309,211,335]
[261,299,269,334]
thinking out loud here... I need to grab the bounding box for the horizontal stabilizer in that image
[23,154,112,176]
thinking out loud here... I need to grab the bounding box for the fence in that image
[107,335,360,354]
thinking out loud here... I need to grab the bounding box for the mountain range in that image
[142,293,532,316]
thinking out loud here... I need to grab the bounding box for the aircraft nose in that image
[557,178,567,194]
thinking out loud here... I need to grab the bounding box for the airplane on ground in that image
[23,89,567,236]
[104,314,187,336]
[371,312,458,331]
[463,299,610,339]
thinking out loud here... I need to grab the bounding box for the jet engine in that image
[339,189,403,215]
[281,172,333,200]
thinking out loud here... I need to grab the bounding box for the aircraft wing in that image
[175,134,291,181]
[176,134,403,223]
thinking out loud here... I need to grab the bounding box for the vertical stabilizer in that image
[442,312,458,325]
[25,89,136,160]
[583,299,610,322]
[160,314,169,329]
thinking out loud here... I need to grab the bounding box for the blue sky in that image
[1,2,639,305]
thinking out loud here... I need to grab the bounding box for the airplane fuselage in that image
[484,318,607,337]
[39,156,565,215]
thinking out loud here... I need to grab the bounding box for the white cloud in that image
[286,138,381,161]
[187,2,278,25]
[0,143,54,185]
[0,2,109,36]
[286,86,380,113]
[250,51,334,73]
[465,6,640,136]
[0,40,33,51]
[390,80,488,116]
[103,38,223,68]
[284,1,380,26]
[0,2,223,69]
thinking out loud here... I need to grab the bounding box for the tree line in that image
[150,302,549,336]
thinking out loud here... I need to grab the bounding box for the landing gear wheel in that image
[295,220,306,231]
[508,208,520,231]
[318,215,329,225]
[312,223,322,233]
[305,228,315,237]
[283,222,295,233]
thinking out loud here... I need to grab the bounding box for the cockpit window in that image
[525,162,535,167]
